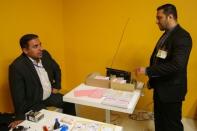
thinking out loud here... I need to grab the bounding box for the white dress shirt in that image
[29,57,51,100]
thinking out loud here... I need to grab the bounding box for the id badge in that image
[156,49,167,59]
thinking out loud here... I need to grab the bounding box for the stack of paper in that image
[72,121,114,131]
[102,90,133,109]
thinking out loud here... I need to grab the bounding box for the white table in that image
[63,83,141,123]
[14,109,123,131]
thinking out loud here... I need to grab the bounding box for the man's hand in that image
[8,120,23,129]
[135,67,146,76]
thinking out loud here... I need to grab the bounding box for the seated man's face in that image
[23,38,43,60]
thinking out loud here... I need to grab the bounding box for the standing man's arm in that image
[136,33,192,77]
[146,33,192,78]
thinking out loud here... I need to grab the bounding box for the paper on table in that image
[102,89,133,109]
[74,89,95,97]
[72,121,100,131]
[74,88,106,99]
[102,97,130,109]
[72,121,114,131]
[88,88,106,99]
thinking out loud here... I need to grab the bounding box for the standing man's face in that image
[156,9,169,31]
[23,38,43,60]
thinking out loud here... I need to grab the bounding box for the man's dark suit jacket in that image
[146,24,192,102]
[9,50,61,120]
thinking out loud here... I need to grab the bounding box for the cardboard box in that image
[85,73,139,91]
[85,73,110,88]
[110,81,135,92]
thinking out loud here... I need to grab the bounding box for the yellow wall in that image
[62,0,197,118]
[1,0,197,119]
[0,0,67,112]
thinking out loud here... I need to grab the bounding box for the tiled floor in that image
[117,114,197,131]
[78,107,197,131]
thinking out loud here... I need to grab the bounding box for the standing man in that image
[135,4,192,131]
[9,34,76,128]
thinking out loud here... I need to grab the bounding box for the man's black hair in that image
[20,34,38,49]
[157,4,177,20]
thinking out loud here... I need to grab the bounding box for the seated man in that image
[9,34,76,128]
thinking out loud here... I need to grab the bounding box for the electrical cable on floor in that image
[126,79,154,121]
[103,111,122,125]
[128,111,154,121]
[128,101,154,121]
[111,112,121,122]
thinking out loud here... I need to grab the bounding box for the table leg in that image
[75,104,79,116]
[105,110,111,123]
